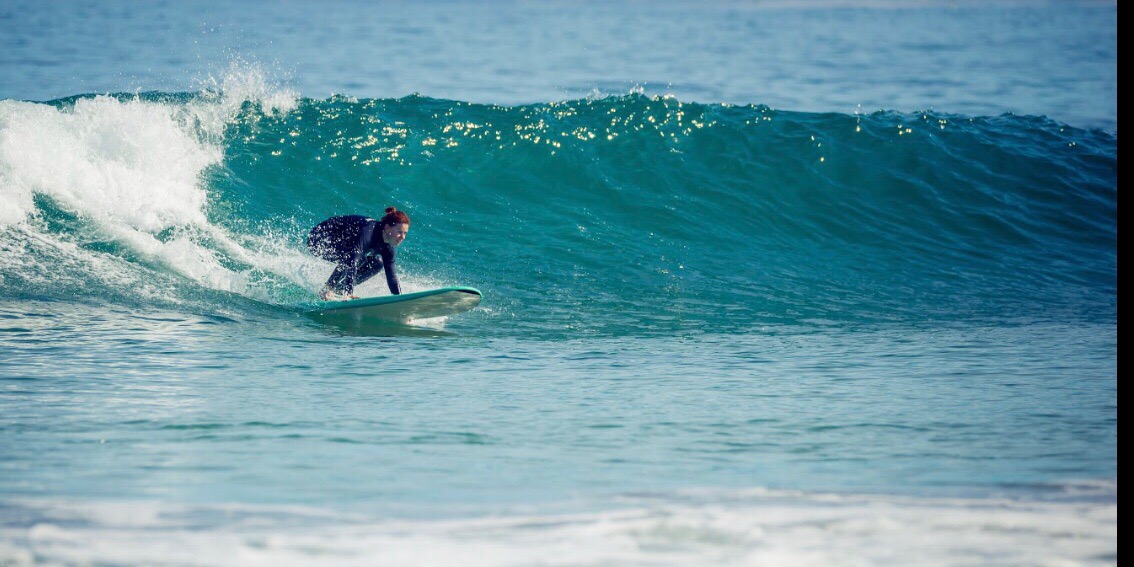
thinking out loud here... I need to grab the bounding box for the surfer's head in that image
[380,206,410,246]
[380,206,411,228]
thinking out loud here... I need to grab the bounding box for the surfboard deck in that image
[302,286,482,324]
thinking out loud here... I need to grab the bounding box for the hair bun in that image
[379,206,411,227]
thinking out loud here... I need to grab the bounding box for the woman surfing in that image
[306,207,410,301]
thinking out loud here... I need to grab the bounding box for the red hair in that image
[379,206,410,227]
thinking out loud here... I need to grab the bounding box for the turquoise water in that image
[0,1,1117,565]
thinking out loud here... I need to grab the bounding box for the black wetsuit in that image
[306,215,400,295]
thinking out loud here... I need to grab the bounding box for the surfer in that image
[306,207,411,300]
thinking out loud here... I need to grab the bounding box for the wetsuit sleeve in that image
[382,245,401,295]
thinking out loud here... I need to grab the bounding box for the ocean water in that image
[0,1,1117,566]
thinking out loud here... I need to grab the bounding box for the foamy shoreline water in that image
[0,484,1117,567]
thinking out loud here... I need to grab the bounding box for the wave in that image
[0,84,1117,336]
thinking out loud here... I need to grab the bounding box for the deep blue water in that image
[0,1,1117,565]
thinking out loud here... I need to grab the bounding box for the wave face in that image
[0,90,1117,337]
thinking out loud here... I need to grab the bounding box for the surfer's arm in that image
[382,246,401,295]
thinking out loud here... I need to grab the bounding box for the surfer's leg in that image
[352,256,386,286]
[319,254,381,298]
[324,264,352,294]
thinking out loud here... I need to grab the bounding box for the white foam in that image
[0,222,159,299]
[0,65,332,302]
[0,96,216,230]
[0,486,1116,567]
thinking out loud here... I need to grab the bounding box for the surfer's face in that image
[382,223,409,246]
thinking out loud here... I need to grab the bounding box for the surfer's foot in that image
[319,289,355,301]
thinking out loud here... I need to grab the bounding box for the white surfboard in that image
[303,286,482,324]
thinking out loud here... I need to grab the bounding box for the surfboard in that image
[303,286,482,324]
